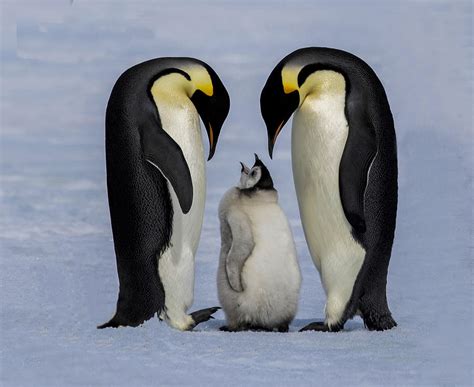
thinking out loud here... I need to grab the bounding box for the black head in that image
[260,62,300,158]
[252,153,274,190]
[239,153,274,191]
[147,62,230,161]
[190,64,230,160]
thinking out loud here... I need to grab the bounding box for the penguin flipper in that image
[141,120,193,214]
[225,210,255,292]
[338,113,377,236]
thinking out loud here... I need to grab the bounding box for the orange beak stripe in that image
[208,123,214,149]
[272,121,285,145]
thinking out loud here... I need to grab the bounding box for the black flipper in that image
[141,120,193,214]
[339,99,377,236]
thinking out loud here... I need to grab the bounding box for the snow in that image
[1,1,472,385]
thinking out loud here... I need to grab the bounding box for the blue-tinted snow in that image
[1,1,472,385]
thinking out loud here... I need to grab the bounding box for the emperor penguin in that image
[217,154,301,332]
[99,57,230,331]
[260,47,398,332]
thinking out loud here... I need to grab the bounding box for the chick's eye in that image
[250,170,256,177]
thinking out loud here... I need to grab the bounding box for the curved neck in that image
[298,70,346,108]
[149,64,214,99]
[150,72,193,102]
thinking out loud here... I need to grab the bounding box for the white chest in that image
[243,201,293,259]
[154,94,206,255]
[219,197,301,327]
[291,86,365,276]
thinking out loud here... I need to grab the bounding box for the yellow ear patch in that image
[197,81,213,97]
[281,66,300,94]
[185,66,214,96]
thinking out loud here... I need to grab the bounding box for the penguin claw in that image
[189,306,220,329]
[299,321,330,332]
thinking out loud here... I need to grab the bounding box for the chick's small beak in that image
[240,162,250,174]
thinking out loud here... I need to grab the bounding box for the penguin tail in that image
[98,252,166,329]
[97,316,122,329]
[97,309,158,329]
[97,298,163,329]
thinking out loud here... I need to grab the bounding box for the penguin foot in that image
[221,323,288,332]
[299,321,329,332]
[219,325,255,332]
[299,321,342,332]
[276,324,289,333]
[189,306,220,329]
[219,324,257,332]
[363,312,397,331]
[248,325,273,332]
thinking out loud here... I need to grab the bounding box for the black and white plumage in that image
[260,47,398,331]
[99,57,230,330]
[217,155,301,332]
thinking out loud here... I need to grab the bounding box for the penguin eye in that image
[250,170,256,177]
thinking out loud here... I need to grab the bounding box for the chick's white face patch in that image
[239,166,262,189]
[239,162,250,188]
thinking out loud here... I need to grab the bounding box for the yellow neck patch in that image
[281,65,300,94]
[299,70,346,100]
[184,65,214,97]
[149,73,192,102]
[281,65,346,108]
[149,65,214,102]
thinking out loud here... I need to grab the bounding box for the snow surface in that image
[1,1,472,385]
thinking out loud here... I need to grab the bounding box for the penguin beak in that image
[260,66,300,159]
[206,123,216,160]
[191,70,230,161]
[192,95,228,161]
[240,162,250,174]
[269,121,284,158]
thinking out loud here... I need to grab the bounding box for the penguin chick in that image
[217,154,301,332]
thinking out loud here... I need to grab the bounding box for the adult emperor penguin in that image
[99,57,230,330]
[260,47,397,332]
